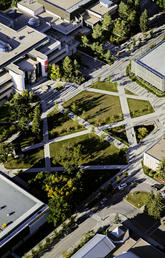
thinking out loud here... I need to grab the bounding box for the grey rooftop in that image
[71,233,115,258]
[137,40,165,78]
[0,173,44,241]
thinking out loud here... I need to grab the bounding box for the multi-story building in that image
[131,40,165,92]
[0,173,48,257]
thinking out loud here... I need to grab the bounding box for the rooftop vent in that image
[28,17,40,27]
[0,40,12,53]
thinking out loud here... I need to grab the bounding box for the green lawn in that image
[50,134,127,166]
[127,98,154,118]
[124,89,136,95]
[64,91,123,126]
[92,81,118,92]
[105,125,129,146]
[4,147,45,169]
[125,191,149,208]
[47,109,85,139]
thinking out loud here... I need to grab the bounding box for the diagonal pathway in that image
[117,86,137,147]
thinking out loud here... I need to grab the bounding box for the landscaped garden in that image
[50,133,127,167]
[125,191,149,209]
[63,91,123,125]
[91,80,118,92]
[47,109,85,139]
[127,98,154,118]
[104,125,129,146]
[134,124,155,143]
[4,147,45,169]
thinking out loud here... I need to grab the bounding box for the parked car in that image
[117,183,127,190]
[151,184,164,191]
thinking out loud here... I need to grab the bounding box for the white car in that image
[117,183,127,190]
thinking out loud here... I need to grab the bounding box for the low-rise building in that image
[131,40,165,92]
[84,0,118,28]
[0,173,48,257]
[71,233,115,258]
[143,139,165,171]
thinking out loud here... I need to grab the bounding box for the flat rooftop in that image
[0,174,44,241]
[84,12,101,26]
[0,22,48,69]
[88,2,117,16]
[41,0,92,13]
[138,40,165,78]
[130,238,165,258]
[18,0,43,11]
[146,139,165,161]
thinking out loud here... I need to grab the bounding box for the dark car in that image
[151,184,164,191]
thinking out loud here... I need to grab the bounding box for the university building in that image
[0,173,48,257]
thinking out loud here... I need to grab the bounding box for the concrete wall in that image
[144,152,160,171]
[9,70,25,92]
[131,60,165,92]
[18,3,44,16]
[38,0,70,21]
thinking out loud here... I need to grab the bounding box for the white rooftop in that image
[138,40,165,78]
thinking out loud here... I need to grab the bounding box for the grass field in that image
[64,91,123,125]
[125,191,149,208]
[48,109,85,139]
[127,98,154,118]
[124,89,136,95]
[92,81,118,92]
[4,147,45,169]
[50,133,127,166]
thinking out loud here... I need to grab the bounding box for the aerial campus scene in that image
[1,0,165,258]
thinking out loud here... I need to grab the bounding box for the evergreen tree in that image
[63,56,73,77]
[32,105,41,136]
[81,35,89,47]
[50,64,61,81]
[118,1,129,20]
[140,9,149,32]
[92,23,102,39]
[102,13,112,31]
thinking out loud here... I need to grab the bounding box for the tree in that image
[81,35,89,47]
[32,105,41,136]
[73,59,81,77]
[156,0,165,9]
[63,56,73,77]
[0,142,14,164]
[92,24,102,40]
[137,127,148,140]
[128,10,137,27]
[118,1,130,20]
[102,13,112,31]
[104,50,112,63]
[140,9,148,32]
[49,64,61,81]
[48,196,70,226]
[157,158,165,178]
[12,0,18,7]
[146,191,164,220]
[113,19,130,37]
